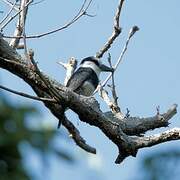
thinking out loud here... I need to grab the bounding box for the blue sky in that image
[1,0,180,179]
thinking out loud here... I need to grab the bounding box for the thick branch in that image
[0,36,179,164]
[105,104,177,135]
[115,128,180,164]
[0,36,96,154]
[137,128,180,148]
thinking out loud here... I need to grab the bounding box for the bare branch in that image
[0,0,17,25]
[105,104,178,136]
[4,51,94,153]
[31,0,45,6]
[137,128,180,148]
[93,26,139,95]
[99,86,124,118]
[0,0,32,30]
[2,0,93,39]
[21,0,29,58]
[9,0,31,50]
[0,44,96,153]
[107,53,119,108]
[101,26,139,88]
[0,0,179,164]
[63,116,96,154]
[96,0,125,58]
[115,128,180,164]
[1,0,19,11]
[115,127,180,163]
[28,49,63,102]
[99,87,113,109]
[0,38,179,163]
[57,57,77,86]
[0,84,56,103]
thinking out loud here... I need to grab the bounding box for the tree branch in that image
[57,57,77,86]
[101,26,139,88]
[2,0,93,39]
[105,104,177,136]
[0,0,17,26]
[115,128,180,164]
[1,0,19,11]
[0,1,179,164]
[0,84,56,103]
[63,116,96,154]
[9,0,30,50]
[96,0,125,58]
[0,0,32,31]
[0,36,179,163]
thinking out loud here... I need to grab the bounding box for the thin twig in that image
[101,26,139,88]
[99,85,124,117]
[57,57,77,85]
[21,0,29,59]
[96,0,125,58]
[2,0,93,39]
[21,0,28,58]
[9,0,31,50]
[0,0,32,30]
[30,51,64,129]
[1,0,19,11]
[0,84,56,102]
[31,0,45,6]
[63,116,96,154]
[28,49,63,102]
[99,87,114,110]
[107,53,118,106]
[0,0,17,25]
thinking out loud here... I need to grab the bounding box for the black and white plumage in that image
[58,56,113,128]
[66,56,114,96]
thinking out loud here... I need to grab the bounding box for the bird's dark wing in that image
[66,67,96,92]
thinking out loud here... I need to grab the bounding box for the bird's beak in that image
[99,64,114,72]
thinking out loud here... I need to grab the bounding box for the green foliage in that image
[140,150,180,180]
[0,94,74,180]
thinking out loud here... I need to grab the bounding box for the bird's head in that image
[80,56,114,76]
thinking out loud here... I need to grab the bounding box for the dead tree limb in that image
[0,0,179,164]
[96,0,124,58]
[0,36,179,163]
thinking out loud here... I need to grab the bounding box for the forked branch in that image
[0,1,179,164]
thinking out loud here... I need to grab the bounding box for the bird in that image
[66,56,114,96]
[57,56,114,128]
